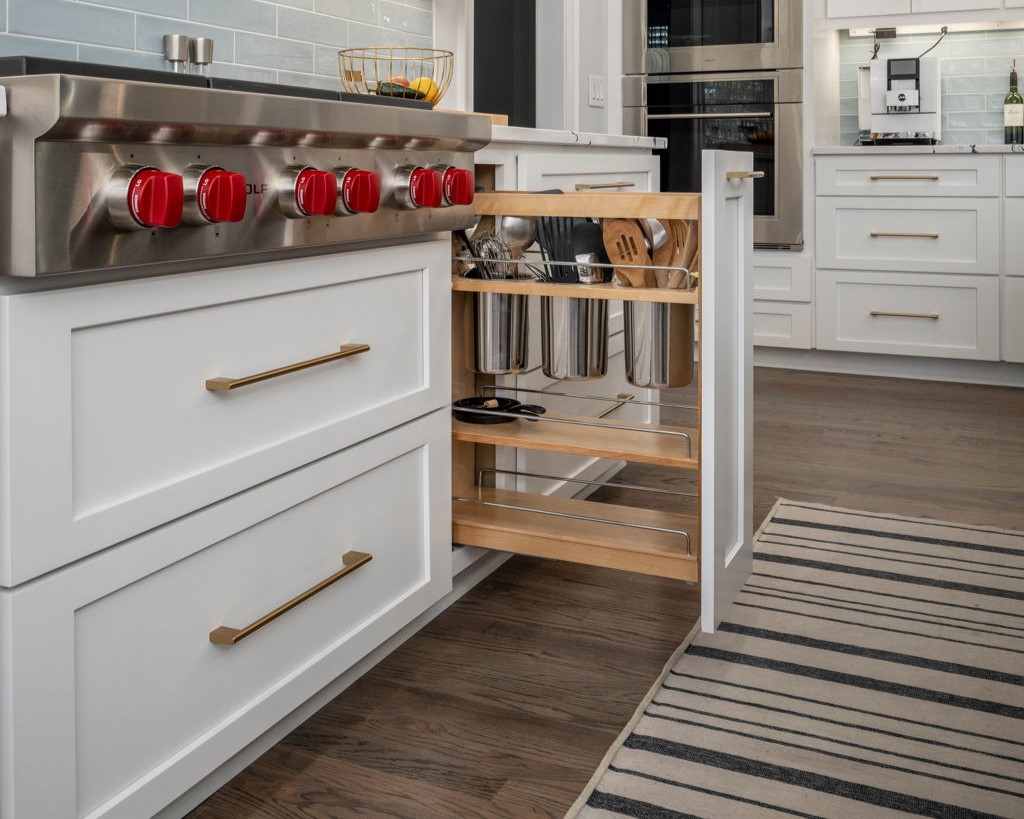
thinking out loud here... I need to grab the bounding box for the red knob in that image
[128,170,184,228]
[295,169,338,216]
[409,167,443,208]
[338,169,381,215]
[197,169,247,223]
[442,168,475,206]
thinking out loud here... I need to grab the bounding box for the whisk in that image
[470,231,514,279]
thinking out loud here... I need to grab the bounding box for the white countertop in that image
[489,125,665,150]
[814,144,1024,155]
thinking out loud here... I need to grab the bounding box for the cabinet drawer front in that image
[2,411,451,819]
[517,152,659,193]
[1,241,449,585]
[816,155,999,197]
[1005,278,1024,363]
[815,197,999,274]
[753,252,812,301]
[815,271,999,360]
[753,302,814,349]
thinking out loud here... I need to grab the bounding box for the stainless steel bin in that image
[472,291,528,374]
[541,296,608,381]
[624,301,694,389]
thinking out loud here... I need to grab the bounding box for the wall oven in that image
[623,0,802,74]
[643,70,803,249]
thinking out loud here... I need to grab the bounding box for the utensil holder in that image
[471,292,528,374]
[541,296,608,381]
[624,301,694,389]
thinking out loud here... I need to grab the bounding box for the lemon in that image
[409,76,440,104]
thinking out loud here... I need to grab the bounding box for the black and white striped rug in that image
[567,500,1024,819]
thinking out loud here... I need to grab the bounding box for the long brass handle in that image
[574,181,636,190]
[726,171,765,179]
[870,231,939,239]
[870,310,940,320]
[206,343,370,391]
[209,551,373,646]
[869,174,940,181]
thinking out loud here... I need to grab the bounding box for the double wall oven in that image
[623,0,803,249]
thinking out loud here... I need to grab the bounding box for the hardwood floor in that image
[186,368,1024,819]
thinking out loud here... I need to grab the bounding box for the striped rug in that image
[567,500,1024,819]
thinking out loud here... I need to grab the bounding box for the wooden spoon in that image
[681,218,699,273]
[651,218,676,270]
[602,218,650,288]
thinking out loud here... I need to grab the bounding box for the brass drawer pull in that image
[574,181,636,190]
[870,231,939,239]
[870,310,940,320]
[206,343,370,391]
[209,551,373,645]
[726,171,765,179]
[869,174,940,181]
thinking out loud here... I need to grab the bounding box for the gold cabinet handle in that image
[870,231,939,239]
[574,181,636,190]
[210,551,373,646]
[206,343,370,391]
[870,310,940,320]
[726,171,765,179]
[869,174,940,181]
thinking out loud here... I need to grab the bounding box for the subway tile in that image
[190,0,276,36]
[941,57,986,76]
[347,21,397,47]
[276,0,316,9]
[380,1,431,38]
[0,33,78,60]
[9,0,134,49]
[0,1,6,30]
[316,0,379,26]
[235,31,315,72]
[948,110,1002,129]
[211,61,277,83]
[839,96,858,116]
[943,93,987,112]
[136,15,235,60]
[943,128,989,145]
[78,45,166,70]
[403,33,432,49]
[80,0,188,17]
[279,8,348,47]
[276,68,338,90]
[315,44,344,77]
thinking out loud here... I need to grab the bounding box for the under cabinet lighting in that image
[848,21,1024,36]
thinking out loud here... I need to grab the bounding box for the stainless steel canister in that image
[471,291,528,374]
[624,301,694,389]
[541,296,608,381]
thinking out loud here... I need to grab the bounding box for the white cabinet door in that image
[1004,278,1024,362]
[827,0,910,17]
[753,302,814,349]
[752,252,812,302]
[815,155,1000,198]
[913,0,998,9]
[517,151,659,193]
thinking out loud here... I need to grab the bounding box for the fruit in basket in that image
[409,76,440,104]
[387,76,411,86]
[376,81,426,99]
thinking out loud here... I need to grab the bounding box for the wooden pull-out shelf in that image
[452,413,697,470]
[453,488,699,582]
[451,276,699,304]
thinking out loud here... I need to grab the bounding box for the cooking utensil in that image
[538,215,581,282]
[496,214,538,259]
[680,218,699,273]
[452,396,546,424]
[470,231,513,279]
[602,218,651,288]
[650,219,676,271]
[572,221,610,283]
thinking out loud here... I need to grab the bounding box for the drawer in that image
[1004,278,1024,363]
[0,410,451,819]
[753,251,812,302]
[815,155,999,197]
[815,271,999,360]
[827,0,909,17]
[753,302,814,349]
[815,197,999,275]
[516,151,659,193]
[0,240,450,585]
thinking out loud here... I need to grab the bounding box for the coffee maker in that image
[864,57,941,145]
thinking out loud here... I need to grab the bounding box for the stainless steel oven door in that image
[623,0,802,74]
[645,69,802,249]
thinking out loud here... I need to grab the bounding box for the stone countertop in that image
[814,144,1024,155]
[488,125,665,150]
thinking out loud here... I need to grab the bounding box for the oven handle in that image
[647,112,774,120]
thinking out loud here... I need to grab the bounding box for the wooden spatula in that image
[602,218,650,288]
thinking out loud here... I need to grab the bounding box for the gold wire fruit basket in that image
[338,47,453,106]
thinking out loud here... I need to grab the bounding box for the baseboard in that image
[754,347,1024,387]
[155,549,513,819]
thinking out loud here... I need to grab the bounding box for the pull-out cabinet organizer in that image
[450,151,756,626]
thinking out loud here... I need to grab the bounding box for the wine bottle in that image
[1005,59,1024,145]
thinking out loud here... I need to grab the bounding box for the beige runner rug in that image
[566,499,1024,819]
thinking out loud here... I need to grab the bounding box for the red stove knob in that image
[440,167,475,206]
[277,166,338,218]
[106,166,184,230]
[183,166,247,225]
[334,168,381,215]
[394,165,443,209]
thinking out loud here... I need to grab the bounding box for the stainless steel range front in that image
[0,70,490,277]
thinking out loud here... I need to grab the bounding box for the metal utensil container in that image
[541,296,608,381]
[472,291,528,374]
[624,301,694,389]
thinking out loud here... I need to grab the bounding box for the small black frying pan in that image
[452,397,547,424]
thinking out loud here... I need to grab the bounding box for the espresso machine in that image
[864,57,941,144]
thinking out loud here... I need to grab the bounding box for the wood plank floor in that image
[186,368,1024,819]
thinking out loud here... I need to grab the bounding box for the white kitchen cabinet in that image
[816,270,1000,360]
[913,0,999,11]
[0,410,450,819]
[0,242,450,586]
[827,0,909,17]
[753,253,813,302]
[516,151,659,194]
[826,0,1004,22]
[1004,278,1024,362]
[754,302,815,349]
[815,155,1000,198]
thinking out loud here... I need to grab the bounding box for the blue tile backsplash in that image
[0,0,433,91]
[839,28,1024,146]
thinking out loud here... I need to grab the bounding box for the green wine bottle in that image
[1005,59,1023,144]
